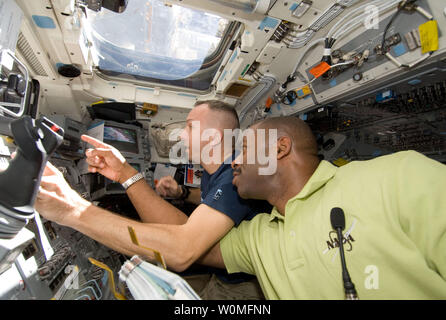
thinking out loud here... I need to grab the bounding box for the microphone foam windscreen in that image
[330,207,345,230]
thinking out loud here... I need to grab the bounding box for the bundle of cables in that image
[276,0,403,100]
[379,0,435,68]
[322,37,336,67]
[322,0,410,66]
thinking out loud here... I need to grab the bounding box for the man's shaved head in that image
[232,116,320,203]
[253,116,318,157]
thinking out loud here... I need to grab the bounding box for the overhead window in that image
[84,0,231,89]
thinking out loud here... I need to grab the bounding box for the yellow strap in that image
[128,226,167,269]
[88,258,127,300]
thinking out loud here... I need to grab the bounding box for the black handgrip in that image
[0,116,64,212]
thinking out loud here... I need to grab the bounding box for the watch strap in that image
[122,172,145,190]
[179,185,190,200]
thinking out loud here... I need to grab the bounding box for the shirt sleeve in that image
[202,182,256,226]
[396,151,446,279]
[219,220,256,275]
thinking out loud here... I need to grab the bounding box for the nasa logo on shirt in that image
[322,218,357,261]
[213,189,223,200]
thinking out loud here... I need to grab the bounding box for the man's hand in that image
[81,135,137,183]
[35,162,90,226]
[156,176,182,199]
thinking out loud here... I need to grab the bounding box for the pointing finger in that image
[87,148,113,158]
[81,135,108,149]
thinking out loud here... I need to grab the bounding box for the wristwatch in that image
[179,185,190,200]
[122,172,145,190]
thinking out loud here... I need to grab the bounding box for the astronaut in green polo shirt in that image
[210,116,446,300]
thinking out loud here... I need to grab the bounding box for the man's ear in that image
[277,136,292,160]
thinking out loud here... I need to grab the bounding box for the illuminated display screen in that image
[104,126,138,154]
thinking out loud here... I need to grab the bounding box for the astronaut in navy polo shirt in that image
[156,100,271,299]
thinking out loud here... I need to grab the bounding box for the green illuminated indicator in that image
[241,64,251,76]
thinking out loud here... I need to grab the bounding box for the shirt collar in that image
[269,161,338,222]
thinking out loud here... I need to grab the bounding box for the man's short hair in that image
[194,100,240,129]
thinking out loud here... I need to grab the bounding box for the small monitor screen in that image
[103,126,138,154]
